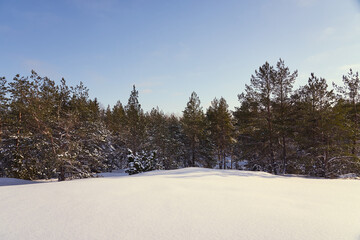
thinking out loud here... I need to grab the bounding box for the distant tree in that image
[272,59,298,174]
[181,92,206,167]
[144,108,169,168]
[206,97,234,169]
[4,72,59,179]
[239,62,278,173]
[333,69,360,155]
[2,64,360,180]
[0,76,8,176]
[111,100,126,133]
[6,74,36,179]
[233,93,260,170]
[105,101,127,168]
[293,73,353,177]
[0,76,7,141]
[125,85,145,153]
[165,115,187,169]
[104,105,112,128]
[57,81,117,180]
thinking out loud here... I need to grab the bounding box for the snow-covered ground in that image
[0,168,359,240]
[0,177,38,186]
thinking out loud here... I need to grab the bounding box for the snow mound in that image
[0,167,359,240]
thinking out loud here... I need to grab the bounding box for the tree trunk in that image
[191,145,195,167]
[58,165,65,181]
[282,135,287,174]
[191,137,196,167]
[223,150,226,169]
[218,153,221,169]
[16,111,22,148]
[0,119,2,143]
[267,105,276,175]
[353,99,357,155]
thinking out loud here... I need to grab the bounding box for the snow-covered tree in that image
[126,149,163,175]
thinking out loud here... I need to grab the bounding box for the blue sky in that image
[1,0,360,114]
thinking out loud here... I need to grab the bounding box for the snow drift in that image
[0,168,359,240]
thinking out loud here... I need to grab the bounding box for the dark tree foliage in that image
[273,59,298,174]
[0,76,8,176]
[292,74,356,177]
[236,62,279,173]
[0,63,359,179]
[234,61,360,177]
[124,85,145,153]
[333,69,360,155]
[206,97,234,169]
[181,92,207,167]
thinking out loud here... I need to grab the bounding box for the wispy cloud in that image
[305,43,360,66]
[339,63,360,72]
[150,42,191,62]
[355,13,360,33]
[133,76,171,95]
[141,89,153,94]
[69,0,121,17]
[301,43,360,87]
[23,59,63,80]
[135,81,163,88]
[172,92,185,97]
[323,27,335,36]
[295,0,318,7]
[86,70,108,84]
[313,26,336,42]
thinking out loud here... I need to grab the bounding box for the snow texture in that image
[0,168,359,240]
[0,178,34,186]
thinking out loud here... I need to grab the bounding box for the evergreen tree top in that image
[183,91,203,117]
[126,85,141,112]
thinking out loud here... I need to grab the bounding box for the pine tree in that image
[239,62,278,173]
[111,100,126,133]
[53,78,77,181]
[107,101,127,169]
[4,72,58,179]
[165,115,187,169]
[0,76,7,140]
[2,64,360,180]
[126,149,163,175]
[0,76,8,176]
[6,74,35,179]
[144,108,168,167]
[181,92,206,167]
[333,69,360,155]
[104,105,112,128]
[233,93,261,170]
[273,59,298,174]
[293,73,351,177]
[206,97,234,169]
[125,85,145,153]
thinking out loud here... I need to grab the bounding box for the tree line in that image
[0,59,359,180]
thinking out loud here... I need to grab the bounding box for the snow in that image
[0,167,359,240]
[338,173,359,179]
[0,178,39,186]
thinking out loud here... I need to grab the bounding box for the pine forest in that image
[1,59,360,180]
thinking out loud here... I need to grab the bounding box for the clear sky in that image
[1,0,360,114]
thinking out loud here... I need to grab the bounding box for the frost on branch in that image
[126,149,163,175]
